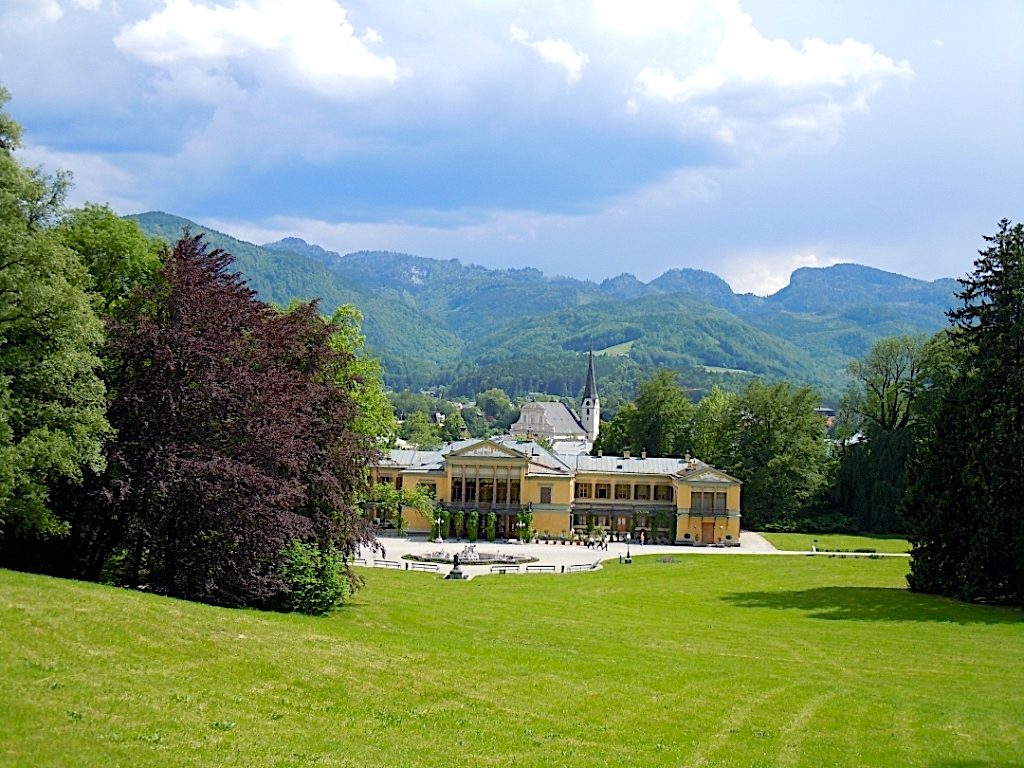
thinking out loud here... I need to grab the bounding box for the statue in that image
[446,551,467,580]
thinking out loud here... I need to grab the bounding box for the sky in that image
[2,0,1022,294]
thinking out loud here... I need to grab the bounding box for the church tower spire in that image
[581,350,600,443]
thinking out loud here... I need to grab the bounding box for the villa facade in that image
[371,436,742,545]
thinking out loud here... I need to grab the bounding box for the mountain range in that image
[128,212,959,404]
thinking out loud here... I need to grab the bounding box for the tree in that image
[326,305,398,448]
[0,87,110,544]
[631,370,695,456]
[99,235,375,607]
[905,220,1024,604]
[440,408,467,441]
[593,371,693,457]
[56,203,161,316]
[476,387,512,424]
[845,335,928,433]
[823,335,932,533]
[399,411,441,449]
[722,380,831,530]
[690,385,737,466]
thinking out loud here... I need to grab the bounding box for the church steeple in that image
[581,350,600,443]
[582,349,598,402]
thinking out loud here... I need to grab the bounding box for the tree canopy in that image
[94,235,376,607]
[905,219,1024,604]
[0,87,110,541]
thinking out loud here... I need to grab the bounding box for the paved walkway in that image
[357,530,797,580]
[356,530,908,579]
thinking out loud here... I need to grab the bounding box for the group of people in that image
[584,530,649,550]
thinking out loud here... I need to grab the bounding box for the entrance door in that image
[701,521,715,544]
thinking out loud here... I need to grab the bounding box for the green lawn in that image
[760,532,911,554]
[3,557,1022,767]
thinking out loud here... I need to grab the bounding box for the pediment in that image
[694,471,730,483]
[449,440,524,460]
[678,467,738,484]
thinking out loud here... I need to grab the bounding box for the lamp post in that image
[516,519,526,543]
[625,532,632,564]
[435,515,444,543]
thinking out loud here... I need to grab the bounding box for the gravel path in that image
[357,530,786,579]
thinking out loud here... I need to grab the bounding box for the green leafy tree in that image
[327,305,398,448]
[825,334,939,533]
[439,409,467,442]
[592,403,636,455]
[905,220,1024,604]
[845,335,928,433]
[368,481,402,528]
[631,370,695,456]
[56,203,161,316]
[399,411,441,449]
[690,385,737,466]
[0,88,110,543]
[722,380,831,530]
[401,484,436,537]
[279,539,349,615]
[475,387,511,419]
[593,371,694,457]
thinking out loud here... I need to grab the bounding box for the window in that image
[575,483,591,499]
[634,485,650,500]
[377,475,392,485]
[595,483,611,499]
[417,482,436,498]
[614,484,630,500]
[540,486,552,504]
[691,491,727,513]
[654,485,673,502]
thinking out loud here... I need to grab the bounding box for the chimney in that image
[623,449,631,459]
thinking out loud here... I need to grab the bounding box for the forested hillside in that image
[132,213,957,401]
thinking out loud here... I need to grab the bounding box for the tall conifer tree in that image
[905,220,1024,604]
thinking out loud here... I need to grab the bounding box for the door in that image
[701,521,715,544]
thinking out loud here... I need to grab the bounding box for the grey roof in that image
[523,401,586,436]
[560,454,701,476]
[383,439,737,482]
[582,350,598,401]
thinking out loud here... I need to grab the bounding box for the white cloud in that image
[1,0,63,28]
[509,24,588,85]
[73,0,103,10]
[719,249,841,296]
[114,0,401,98]
[594,0,912,150]
[16,143,147,213]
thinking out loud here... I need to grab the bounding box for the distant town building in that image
[510,351,600,447]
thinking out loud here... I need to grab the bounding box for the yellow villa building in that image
[376,354,741,545]
[371,437,742,546]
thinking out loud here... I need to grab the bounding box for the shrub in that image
[485,511,497,541]
[467,511,479,542]
[280,540,349,615]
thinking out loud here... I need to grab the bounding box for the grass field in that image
[760,533,912,554]
[4,556,1022,767]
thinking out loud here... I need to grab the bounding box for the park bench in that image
[353,557,367,566]
[375,559,402,569]
[408,562,439,572]
[490,564,519,574]
[565,562,600,573]
[525,564,557,573]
